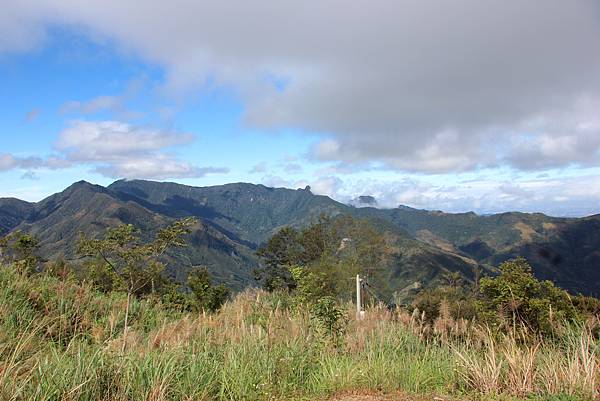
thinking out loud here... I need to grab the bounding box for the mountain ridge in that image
[2,179,599,296]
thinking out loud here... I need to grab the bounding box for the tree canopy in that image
[256,215,389,299]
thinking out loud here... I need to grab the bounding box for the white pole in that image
[356,274,363,320]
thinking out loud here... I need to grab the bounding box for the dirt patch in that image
[514,222,537,242]
[330,390,454,401]
[416,229,457,253]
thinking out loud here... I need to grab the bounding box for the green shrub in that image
[477,257,579,336]
[187,267,230,313]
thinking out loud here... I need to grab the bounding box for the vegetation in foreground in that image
[0,263,598,401]
[0,215,599,400]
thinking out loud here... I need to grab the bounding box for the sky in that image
[2,0,600,217]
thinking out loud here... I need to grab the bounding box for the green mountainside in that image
[108,179,347,244]
[1,179,598,296]
[0,198,34,236]
[354,206,599,296]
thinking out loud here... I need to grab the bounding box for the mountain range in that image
[1,179,598,298]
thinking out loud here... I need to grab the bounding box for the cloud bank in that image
[3,0,600,173]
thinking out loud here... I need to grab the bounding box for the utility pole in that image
[356,274,364,320]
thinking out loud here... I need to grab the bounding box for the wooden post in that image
[356,274,364,320]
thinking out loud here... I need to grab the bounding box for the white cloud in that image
[55,120,193,161]
[0,120,228,180]
[332,174,600,217]
[309,176,343,198]
[93,157,228,180]
[54,120,228,179]
[260,175,291,189]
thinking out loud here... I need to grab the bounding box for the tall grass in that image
[0,267,598,400]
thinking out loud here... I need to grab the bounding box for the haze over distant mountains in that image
[1,179,598,298]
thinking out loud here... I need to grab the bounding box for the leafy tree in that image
[0,231,40,274]
[255,226,302,291]
[187,267,230,313]
[256,214,389,298]
[477,257,578,336]
[77,217,197,350]
[289,265,334,305]
[256,215,388,345]
[310,296,348,347]
[290,266,347,347]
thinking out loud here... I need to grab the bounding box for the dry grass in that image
[0,267,598,401]
[453,325,599,399]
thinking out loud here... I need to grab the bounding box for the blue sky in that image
[2,1,600,216]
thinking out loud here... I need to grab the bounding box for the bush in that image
[0,232,40,275]
[309,295,347,345]
[412,286,477,323]
[187,267,230,313]
[477,257,579,336]
[290,266,347,346]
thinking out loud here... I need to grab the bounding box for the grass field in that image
[0,266,598,401]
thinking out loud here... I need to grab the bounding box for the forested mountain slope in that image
[1,179,598,295]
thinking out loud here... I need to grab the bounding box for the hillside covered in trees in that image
[1,179,599,298]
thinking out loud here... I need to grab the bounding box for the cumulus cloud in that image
[55,120,193,161]
[93,158,228,180]
[2,0,600,174]
[0,121,228,180]
[309,176,343,198]
[54,120,228,179]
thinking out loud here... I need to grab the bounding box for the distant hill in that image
[1,179,598,296]
[352,207,599,296]
[0,198,34,236]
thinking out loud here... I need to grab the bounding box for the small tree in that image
[77,217,197,350]
[255,226,302,291]
[290,266,347,347]
[477,257,578,336]
[0,231,40,274]
[187,267,230,313]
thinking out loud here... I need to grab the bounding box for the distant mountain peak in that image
[66,180,101,190]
